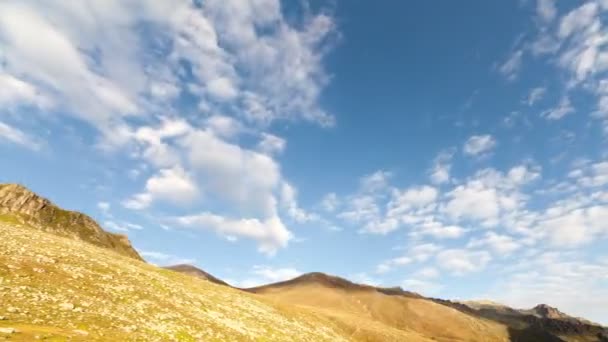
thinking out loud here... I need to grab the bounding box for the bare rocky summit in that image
[0,183,141,260]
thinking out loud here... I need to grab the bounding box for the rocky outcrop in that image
[0,183,142,260]
[434,298,608,342]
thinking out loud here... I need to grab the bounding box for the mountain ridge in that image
[0,183,142,260]
[2,183,607,341]
[162,264,231,287]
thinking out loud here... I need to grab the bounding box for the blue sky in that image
[1,0,608,324]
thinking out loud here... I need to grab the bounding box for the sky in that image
[1,0,608,325]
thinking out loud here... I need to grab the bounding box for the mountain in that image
[0,183,141,260]
[246,272,510,341]
[1,184,606,341]
[0,218,350,341]
[163,264,230,287]
[437,299,608,342]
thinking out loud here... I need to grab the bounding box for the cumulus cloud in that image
[176,212,292,256]
[376,256,413,274]
[123,166,199,210]
[257,133,286,155]
[429,149,454,185]
[320,193,340,212]
[463,134,497,156]
[467,232,522,255]
[436,249,492,275]
[490,253,608,324]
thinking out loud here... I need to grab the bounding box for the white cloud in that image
[123,166,199,210]
[410,243,441,262]
[176,212,292,255]
[98,202,111,216]
[436,249,492,275]
[238,265,302,288]
[411,221,467,240]
[205,115,243,139]
[490,254,608,325]
[540,205,608,248]
[389,186,438,211]
[338,194,380,224]
[206,77,238,101]
[182,129,281,218]
[0,0,337,258]
[414,267,440,279]
[140,250,196,266]
[430,150,454,185]
[0,121,41,151]
[499,50,523,81]
[467,232,522,255]
[0,73,51,108]
[525,86,546,106]
[541,96,574,120]
[257,133,286,155]
[360,170,392,193]
[536,0,557,23]
[443,166,537,227]
[320,193,340,212]
[463,134,496,156]
[376,256,412,274]
[279,182,318,223]
[104,220,144,233]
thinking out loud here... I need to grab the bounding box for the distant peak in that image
[164,264,230,287]
[532,304,564,318]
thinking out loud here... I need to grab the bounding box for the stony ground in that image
[0,220,348,341]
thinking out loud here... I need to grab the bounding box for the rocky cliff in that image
[0,183,142,260]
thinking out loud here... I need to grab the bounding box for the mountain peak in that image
[163,264,230,287]
[0,183,142,260]
[530,304,568,319]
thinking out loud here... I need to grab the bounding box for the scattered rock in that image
[6,307,17,313]
[0,327,16,334]
[73,329,89,336]
[0,316,6,320]
[73,307,84,313]
[59,302,74,311]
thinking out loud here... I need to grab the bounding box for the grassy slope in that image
[254,284,511,342]
[0,221,350,342]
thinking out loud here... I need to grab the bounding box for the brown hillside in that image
[248,273,510,341]
[0,183,141,260]
[163,264,230,287]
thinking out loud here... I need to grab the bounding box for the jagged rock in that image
[0,184,142,260]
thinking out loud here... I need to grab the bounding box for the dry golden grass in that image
[0,221,349,341]
[254,283,512,342]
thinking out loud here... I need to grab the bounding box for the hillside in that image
[0,221,351,341]
[436,299,608,342]
[1,184,606,341]
[247,273,511,341]
[0,184,141,260]
[163,264,231,287]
